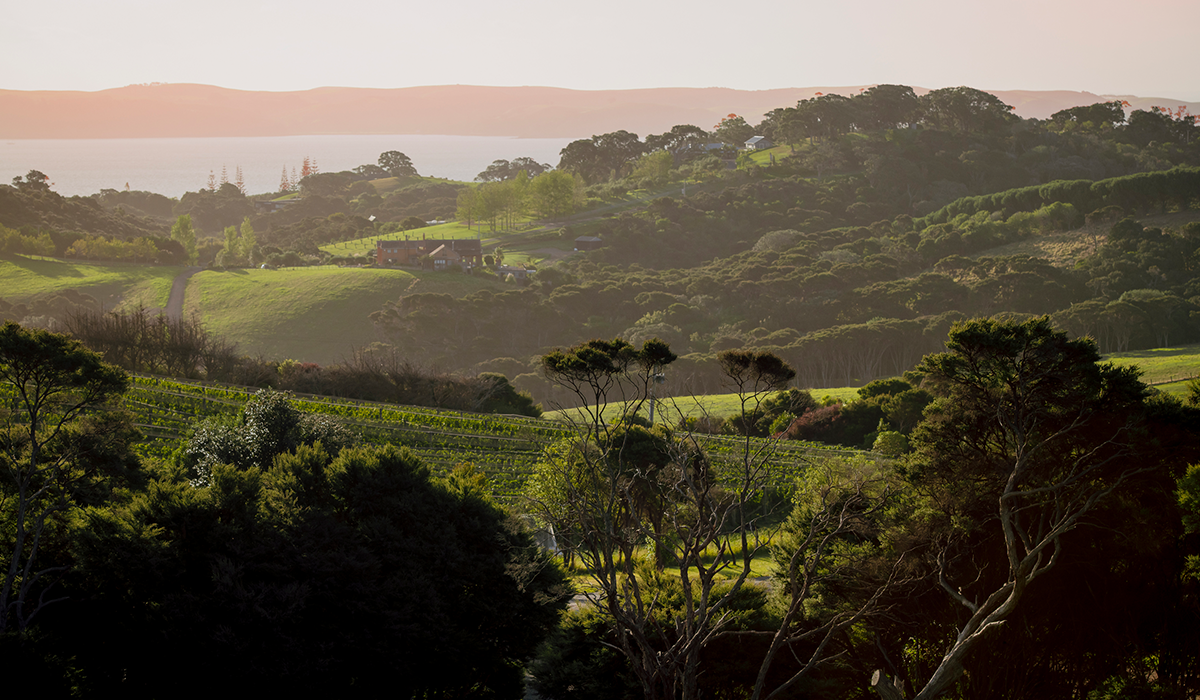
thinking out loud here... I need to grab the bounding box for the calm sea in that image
[0,135,576,198]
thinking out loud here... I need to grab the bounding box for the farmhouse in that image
[376,238,483,267]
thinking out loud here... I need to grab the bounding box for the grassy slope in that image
[185,266,503,364]
[0,256,180,310]
[321,221,483,257]
[1106,344,1200,399]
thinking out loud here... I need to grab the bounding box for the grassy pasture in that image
[1106,344,1200,388]
[320,221,482,257]
[744,144,794,167]
[0,256,180,310]
[185,266,507,364]
[185,267,407,363]
[563,535,779,591]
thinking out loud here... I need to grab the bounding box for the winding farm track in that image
[165,267,201,321]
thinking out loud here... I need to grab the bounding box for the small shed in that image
[744,136,773,151]
[574,236,603,251]
[497,265,532,280]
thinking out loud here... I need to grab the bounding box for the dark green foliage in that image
[0,322,139,636]
[858,378,912,400]
[871,317,1200,699]
[558,131,646,184]
[172,184,254,234]
[179,388,355,484]
[476,372,542,417]
[530,608,643,700]
[64,444,571,697]
[0,183,168,240]
[378,150,419,178]
[530,569,776,700]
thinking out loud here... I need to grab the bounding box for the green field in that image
[0,256,180,310]
[185,266,503,364]
[321,221,483,257]
[1106,344,1200,385]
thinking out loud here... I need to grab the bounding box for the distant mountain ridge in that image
[2,84,1197,139]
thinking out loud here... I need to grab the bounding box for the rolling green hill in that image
[0,256,180,309]
[184,266,504,364]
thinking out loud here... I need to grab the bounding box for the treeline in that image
[918,166,1200,228]
[367,107,1200,404]
[0,222,186,264]
[1,173,170,240]
[456,169,582,231]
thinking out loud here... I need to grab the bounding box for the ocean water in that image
[0,134,576,198]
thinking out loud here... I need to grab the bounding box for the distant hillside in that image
[3,84,1197,139]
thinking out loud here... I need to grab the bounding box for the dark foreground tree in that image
[0,321,137,637]
[67,444,571,697]
[871,317,1193,699]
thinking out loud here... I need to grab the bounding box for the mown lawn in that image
[185,266,505,364]
[0,256,180,310]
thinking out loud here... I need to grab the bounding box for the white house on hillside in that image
[744,136,773,150]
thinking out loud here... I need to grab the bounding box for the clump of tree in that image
[0,321,139,638]
[527,340,907,699]
[64,306,242,380]
[457,170,582,231]
[527,319,1200,699]
[475,157,550,182]
[214,216,259,267]
[0,335,571,696]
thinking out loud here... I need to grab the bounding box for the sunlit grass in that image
[1105,344,1200,386]
[185,267,423,364]
[0,255,181,310]
[320,221,482,257]
[546,386,864,424]
[561,532,780,593]
[745,144,794,166]
[186,266,509,364]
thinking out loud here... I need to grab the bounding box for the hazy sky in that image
[4,0,1198,101]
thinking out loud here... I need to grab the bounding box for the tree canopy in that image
[378,150,419,178]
